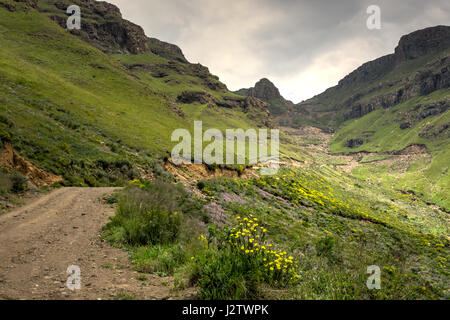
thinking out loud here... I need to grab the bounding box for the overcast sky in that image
[108,0,450,103]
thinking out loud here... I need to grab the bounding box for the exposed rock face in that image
[343,54,450,120]
[175,92,273,127]
[177,91,214,104]
[14,0,38,8]
[396,99,449,126]
[237,78,282,102]
[167,101,185,118]
[215,96,274,127]
[338,26,450,89]
[148,38,187,63]
[44,0,149,54]
[345,138,364,148]
[0,142,62,187]
[395,26,450,62]
[293,25,450,129]
[1,0,38,11]
[236,78,294,116]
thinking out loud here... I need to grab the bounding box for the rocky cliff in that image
[32,0,273,126]
[39,0,149,54]
[294,25,450,130]
[236,78,294,117]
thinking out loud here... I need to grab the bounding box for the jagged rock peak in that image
[251,78,283,101]
[236,78,283,102]
[395,25,450,61]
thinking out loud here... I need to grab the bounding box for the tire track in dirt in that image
[0,187,186,300]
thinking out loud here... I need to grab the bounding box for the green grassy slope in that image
[294,47,449,130]
[0,4,267,185]
[0,1,447,300]
[287,26,450,210]
[330,90,449,209]
[105,164,449,299]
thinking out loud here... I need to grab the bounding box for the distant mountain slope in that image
[292,25,449,131]
[289,25,449,210]
[235,78,294,117]
[0,0,272,186]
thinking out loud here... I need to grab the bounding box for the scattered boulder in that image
[14,0,37,9]
[167,102,185,118]
[176,91,214,104]
[1,2,16,11]
[400,122,411,129]
[345,138,364,148]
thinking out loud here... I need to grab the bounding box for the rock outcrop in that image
[395,25,450,62]
[236,78,294,116]
[215,96,274,127]
[45,0,149,54]
[338,26,450,89]
[343,53,449,120]
[148,37,187,63]
[177,91,214,104]
[175,92,273,127]
[38,1,229,93]
[237,78,282,102]
[294,25,450,129]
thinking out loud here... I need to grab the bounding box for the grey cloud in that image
[108,0,450,102]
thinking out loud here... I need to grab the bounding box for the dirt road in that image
[0,187,178,300]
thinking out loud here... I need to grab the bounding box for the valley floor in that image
[0,187,188,300]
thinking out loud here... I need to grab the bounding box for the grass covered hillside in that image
[0,1,271,186]
[293,26,449,131]
[330,89,449,210]
[0,0,448,301]
[290,25,449,211]
[103,164,449,299]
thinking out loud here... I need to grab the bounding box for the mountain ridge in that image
[292,25,449,130]
[235,77,294,117]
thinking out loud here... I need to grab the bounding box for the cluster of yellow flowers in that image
[129,179,145,189]
[256,169,394,227]
[228,215,299,283]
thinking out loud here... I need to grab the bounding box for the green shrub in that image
[197,181,206,190]
[106,194,118,204]
[0,172,12,194]
[206,162,218,172]
[112,204,181,246]
[0,129,11,143]
[237,165,244,176]
[57,142,71,154]
[10,173,28,193]
[316,235,335,256]
[103,180,198,246]
[192,248,257,299]
[190,216,299,299]
[131,244,187,275]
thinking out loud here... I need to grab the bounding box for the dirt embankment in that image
[164,158,259,182]
[0,187,191,300]
[0,142,62,187]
